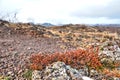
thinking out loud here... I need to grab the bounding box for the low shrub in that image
[103,68,120,78]
[29,47,102,76]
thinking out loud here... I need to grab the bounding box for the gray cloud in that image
[1,0,120,24]
[72,0,120,19]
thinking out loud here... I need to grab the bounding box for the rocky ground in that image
[0,20,120,80]
[32,61,84,80]
[0,35,76,80]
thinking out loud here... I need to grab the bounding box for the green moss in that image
[23,70,32,80]
[0,76,10,80]
[4,77,11,80]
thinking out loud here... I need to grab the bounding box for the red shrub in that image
[29,47,102,72]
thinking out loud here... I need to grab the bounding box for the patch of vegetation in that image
[101,58,115,69]
[0,76,10,80]
[103,68,120,78]
[4,77,11,80]
[23,70,32,80]
[30,47,102,76]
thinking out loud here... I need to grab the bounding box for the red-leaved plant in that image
[29,47,102,76]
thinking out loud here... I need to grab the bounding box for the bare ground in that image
[0,34,75,79]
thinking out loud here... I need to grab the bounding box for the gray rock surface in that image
[32,61,83,80]
[99,41,120,61]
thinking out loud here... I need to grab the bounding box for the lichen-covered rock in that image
[99,41,120,62]
[32,61,83,80]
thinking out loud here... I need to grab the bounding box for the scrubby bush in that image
[103,68,120,78]
[101,58,116,69]
[29,47,102,76]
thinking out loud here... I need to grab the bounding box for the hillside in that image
[0,20,120,80]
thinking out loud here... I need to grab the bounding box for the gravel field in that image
[0,35,75,79]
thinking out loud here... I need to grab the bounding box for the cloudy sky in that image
[0,0,120,24]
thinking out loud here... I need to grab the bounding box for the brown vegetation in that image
[103,68,120,78]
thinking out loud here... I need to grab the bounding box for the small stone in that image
[18,70,23,74]
[7,71,14,76]
[27,47,32,50]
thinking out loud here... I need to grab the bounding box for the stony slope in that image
[0,20,120,79]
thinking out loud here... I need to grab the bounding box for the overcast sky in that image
[0,0,120,24]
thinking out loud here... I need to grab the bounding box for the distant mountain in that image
[41,23,54,27]
[92,24,120,27]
